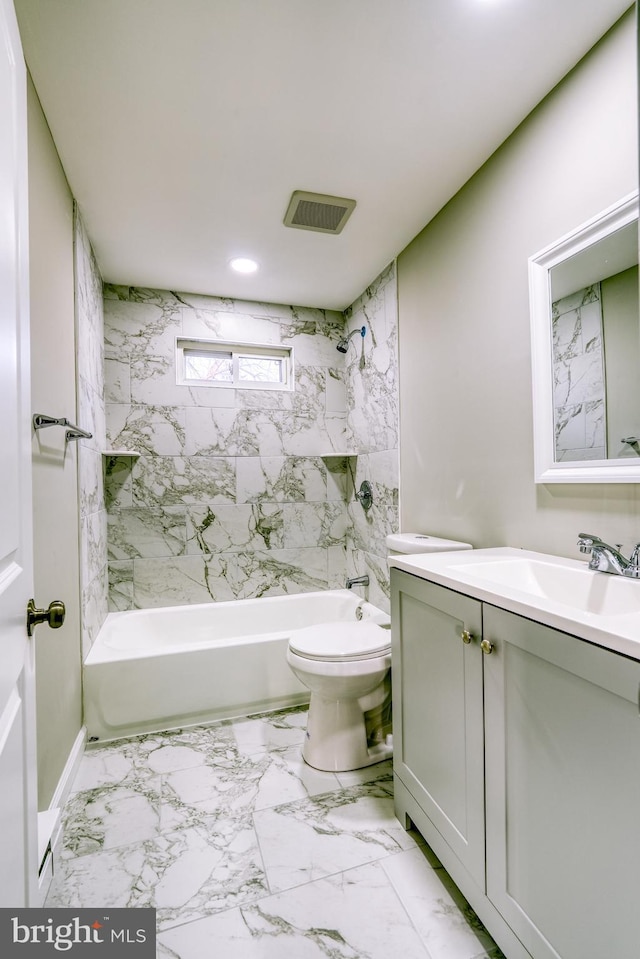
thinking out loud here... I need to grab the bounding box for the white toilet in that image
[287,532,473,772]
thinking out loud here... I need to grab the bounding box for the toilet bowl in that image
[288,533,473,772]
[287,621,392,772]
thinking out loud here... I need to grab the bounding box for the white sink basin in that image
[389,547,640,660]
[450,557,640,617]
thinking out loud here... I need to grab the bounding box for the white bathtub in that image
[84,590,389,741]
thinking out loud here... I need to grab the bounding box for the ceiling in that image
[15,0,632,310]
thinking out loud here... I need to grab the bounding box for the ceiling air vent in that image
[283,190,356,235]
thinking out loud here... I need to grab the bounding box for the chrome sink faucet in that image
[577,533,640,578]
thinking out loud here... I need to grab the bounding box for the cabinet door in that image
[484,605,640,959]
[391,571,485,887]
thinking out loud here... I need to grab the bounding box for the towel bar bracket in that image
[32,413,93,441]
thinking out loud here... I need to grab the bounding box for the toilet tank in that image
[386,533,472,555]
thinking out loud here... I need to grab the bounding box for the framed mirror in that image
[529,191,639,483]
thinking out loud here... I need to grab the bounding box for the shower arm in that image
[337,325,366,353]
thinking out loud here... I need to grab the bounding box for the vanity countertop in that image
[389,547,640,661]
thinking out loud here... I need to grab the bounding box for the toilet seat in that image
[289,621,391,663]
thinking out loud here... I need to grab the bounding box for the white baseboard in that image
[49,725,87,814]
[37,725,87,905]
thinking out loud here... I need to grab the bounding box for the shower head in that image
[336,325,366,353]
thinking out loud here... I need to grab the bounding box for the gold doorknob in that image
[26,598,66,637]
[461,629,473,644]
[480,639,494,655]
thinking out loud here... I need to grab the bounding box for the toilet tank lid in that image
[386,533,473,553]
[289,621,391,661]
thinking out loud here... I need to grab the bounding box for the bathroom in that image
[1,0,638,956]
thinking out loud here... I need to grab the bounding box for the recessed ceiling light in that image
[229,257,259,274]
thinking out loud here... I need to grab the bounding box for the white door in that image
[0,0,38,907]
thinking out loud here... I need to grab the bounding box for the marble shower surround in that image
[75,206,108,657]
[104,287,350,610]
[344,263,399,611]
[552,283,606,461]
[103,263,399,614]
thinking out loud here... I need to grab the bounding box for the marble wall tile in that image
[104,457,134,510]
[82,508,108,582]
[131,456,236,508]
[77,373,107,447]
[130,355,238,409]
[556,445,605,462]
[186,504,285,554]
[326,367,347,412]
[104,356,131,405]
[281,413,347,456]
[108,561,134,612]
[103,272,397,610]
[108,507,187,560]
[552,284,606,459]
[236,456,328,505]
[348,457,399,559]
[81,564,109,660]
[343,263,399,596]
[235,365,327,415]
[325,456,350,502]
[344,264,398,451]
[104,299,182,360]
[282,503,348,549]
[107,404,186,456]
[184,407,286,457]
[78,447,104,519]
[553,349,605,408]
[132,549,328,608]
[181,307,284,344]
[346,548,391,613]
[328,544,348,589]
[75,207,108,654]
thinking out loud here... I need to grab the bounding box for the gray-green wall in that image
[397,10,640,557]
[27,77,82,809]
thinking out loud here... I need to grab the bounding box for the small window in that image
[176,338,293,391]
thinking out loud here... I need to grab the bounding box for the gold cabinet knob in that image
[480,639,494,655]
[461,629,473,644]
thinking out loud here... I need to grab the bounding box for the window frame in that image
[176,337,294,392]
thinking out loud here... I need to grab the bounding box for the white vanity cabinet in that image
[391,574,485,886]
[391,568,640,959]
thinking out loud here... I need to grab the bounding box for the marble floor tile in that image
[60,779,162,858]
[160,745,340,833]
[73,725,233,792]
[381,847,506,959]
[47,819,269,930]
[229,707,309,756]
[251,744,341,809]
[254,779,421,893]
[157,860,432,959]
[335,757,393,789]
[71,739,154,793]
[50,705,502,958]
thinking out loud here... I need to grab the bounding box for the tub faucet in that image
[577,533,640,578]
[346,575,369,589]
